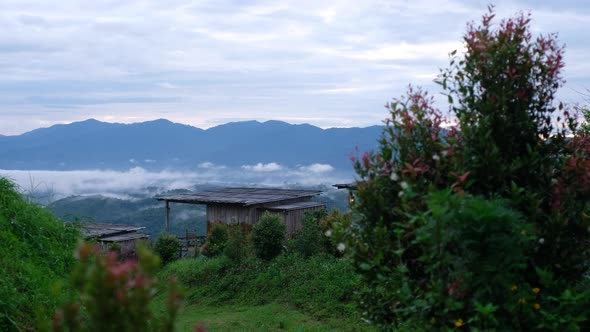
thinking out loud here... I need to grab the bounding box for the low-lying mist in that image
[0,162,353,202]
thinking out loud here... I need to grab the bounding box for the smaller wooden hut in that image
[264,201,326,234]
[157,187,326,236]
[81,223,149,258]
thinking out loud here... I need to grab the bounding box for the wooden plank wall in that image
[205,198,322,236]
[251,197,312,223]
[284,205,326,236]
[206,197,313,225]
[206,204,256,234]
[98,239,141,259]
[207,204,253,224]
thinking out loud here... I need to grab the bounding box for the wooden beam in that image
[165,200,170,233]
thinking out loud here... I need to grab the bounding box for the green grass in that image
[158,253,372,331]
[160,254,361,317]
[159,302,375,332]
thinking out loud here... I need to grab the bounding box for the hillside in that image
[0,119,382,171]
[49,194,207,237]
[0,178,79,331]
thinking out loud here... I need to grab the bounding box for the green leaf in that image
[475,302,498,315]
[359,263,372,271]
[393,249,405,256]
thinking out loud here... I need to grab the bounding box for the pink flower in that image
[362,152,371,168]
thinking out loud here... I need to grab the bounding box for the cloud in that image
[0,164,351,199]
[25,95,181,107]
[241,162,283,172]
[0,1,588,135]
[18,14,51,28]
[299,163,334,173]
[158,82,176,89]
[197,162,226,169]
[309,41,463,61]
[198,162,215,169]
[309,84,392,95]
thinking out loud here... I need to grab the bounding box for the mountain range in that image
[0,119,383,172]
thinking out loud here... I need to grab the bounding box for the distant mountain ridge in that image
[0,119,382,172]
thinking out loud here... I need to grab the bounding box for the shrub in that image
[350,7,590,330]
[291,209,351,258]
[202,223,229,257]
[319,209,351,257]
[160,254,362,318]
[154,234,180,265]
[407,191,536,328]
[251,212,285,261]
[160,255,232,288]
[224,225,250,264]
[49,243,183,332]
[293,213,324,258]
[107,242,122,253]
[0,177,79,331]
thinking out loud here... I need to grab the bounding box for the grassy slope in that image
[174,303,372,332]
[0,178,79,331]
[157,255,375,331]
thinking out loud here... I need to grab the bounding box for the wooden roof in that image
[98,233,150,243]
[81,223,145,239]
[156,187,322,206]
[333,183,358,190]
[264,201,326,211]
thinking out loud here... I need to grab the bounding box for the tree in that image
[350,7,590,330]
[439,6,568,196]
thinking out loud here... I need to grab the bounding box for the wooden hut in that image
[81,223,149,258]
[157,187,325,236]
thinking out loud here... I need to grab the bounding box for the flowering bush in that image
[49,243,183,332]
[350,7,590,331]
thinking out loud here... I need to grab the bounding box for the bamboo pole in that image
[165,201,170,233]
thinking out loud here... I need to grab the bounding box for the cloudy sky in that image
[1,0,589,135]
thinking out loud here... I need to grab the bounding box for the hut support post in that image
[165,201,170,233]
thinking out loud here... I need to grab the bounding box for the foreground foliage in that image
[349,7,590,331]
[0,177,79,331]
[50,243,183,332]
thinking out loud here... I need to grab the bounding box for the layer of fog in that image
[0,162,353,202]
